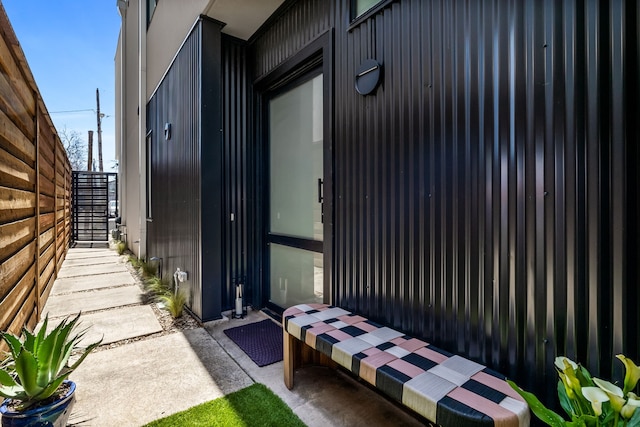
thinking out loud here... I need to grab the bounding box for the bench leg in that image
[284,330,296,389]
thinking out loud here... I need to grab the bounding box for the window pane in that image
[356,0,381,17]
[270,244,323,307]
[269,74,323,240]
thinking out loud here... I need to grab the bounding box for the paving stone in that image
[43,285,144,318]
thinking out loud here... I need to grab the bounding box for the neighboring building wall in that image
[249,0,639,405]
[0,4,72,339]
[115,0,143,255]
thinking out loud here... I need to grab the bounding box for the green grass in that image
[144,383,306,427]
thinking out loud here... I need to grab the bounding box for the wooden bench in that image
[283,303,530,427]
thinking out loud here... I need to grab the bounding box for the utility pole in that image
[96,88,104,172]
[87,130,94,171]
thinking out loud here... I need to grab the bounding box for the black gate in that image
[72,172,117,242]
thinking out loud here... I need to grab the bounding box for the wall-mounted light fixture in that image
[355,59,382,96]
[164,122,171,140]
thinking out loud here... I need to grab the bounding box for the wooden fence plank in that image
[0,217,35,262]
[38,175,55,197]
[0,68,34,140]
[38,254,54,293]
[38,193,55,211]
[1,3,72,339]
[0,264,35,332]
[0,146,35,191]
[0,32,36,117]
[38,227,54,254]
[0,186,35,223]
[39,212,55,231]
[0,240,35,300]
[38,156,55,180]
[39,242,54,275]
[0,108,35,164]
[38,132,54,166]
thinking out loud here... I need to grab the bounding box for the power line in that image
[50,108,112,117]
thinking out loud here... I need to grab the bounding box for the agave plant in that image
[0,313,101,410]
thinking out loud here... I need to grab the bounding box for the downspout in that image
[138,0,147,259]
[116,0,127,233]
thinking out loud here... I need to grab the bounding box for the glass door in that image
[268,73,324,309]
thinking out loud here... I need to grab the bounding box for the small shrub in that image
[158,291,187,318]
[138,259,157,278]
[145,276,171,295]
[115,240,127,255]
[128,255,142,269]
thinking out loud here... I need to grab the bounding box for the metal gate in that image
[72,172,117,242]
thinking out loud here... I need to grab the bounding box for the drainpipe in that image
[138,0,147,259]
[116,0,127,232]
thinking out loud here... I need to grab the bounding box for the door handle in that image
[317,178,323,203]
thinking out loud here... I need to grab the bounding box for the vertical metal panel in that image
[249,0,640,405]
[221,36,254,310]
[147,17,225,321]
[147,24,204,318]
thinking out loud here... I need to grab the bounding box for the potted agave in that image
[508,354,640,427]
[0,313,101,427]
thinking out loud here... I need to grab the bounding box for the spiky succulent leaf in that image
[35,325,61,387]
[14,349,43,398]
[1,333,22,360]
[0,368,17,387]
[22,329,36,354]
[69,340,102,371]
[0,313,100,407]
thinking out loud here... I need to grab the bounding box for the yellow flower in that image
[582,387,609,416]
[621,392,640,419]
[616,354,640,394]
[593,377,626,413]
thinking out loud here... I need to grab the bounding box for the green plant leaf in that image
[0,383,25,400]
[33,315,49,354]
[1,332,22,360]
[0,368,17,387]
[22,329,36,354]
[507,379,568,427]
[68,339,102,371]
[627,408,640,427]
[14,349,42,398]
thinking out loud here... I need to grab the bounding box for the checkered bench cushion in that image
[283,303,529,427]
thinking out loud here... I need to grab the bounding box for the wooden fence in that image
[0,4,72,338]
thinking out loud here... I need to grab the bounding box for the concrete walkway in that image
[36,244,425,427]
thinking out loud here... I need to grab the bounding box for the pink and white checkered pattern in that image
[284,304,530,427]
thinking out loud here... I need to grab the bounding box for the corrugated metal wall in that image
[147,17,224,321]
[250,0,639,403]
[147,23,204,317]
[221,36,255,309]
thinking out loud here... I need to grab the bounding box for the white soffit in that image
[205,0,286,41]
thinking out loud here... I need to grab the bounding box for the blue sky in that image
[3,0,121,170]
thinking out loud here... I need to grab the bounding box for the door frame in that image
[254,30,334,314]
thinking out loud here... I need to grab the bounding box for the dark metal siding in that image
[147,18,225,321]
[250,0,639,404]
[147,26,203,317]
[221,36,255,310]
